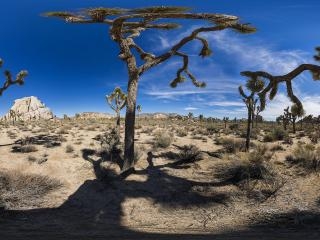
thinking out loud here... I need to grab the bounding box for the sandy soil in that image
[0,119,320,239]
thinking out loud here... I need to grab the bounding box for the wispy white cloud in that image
[202,31,307,74]
[184,107,198,111]
[207,100,244,107]
[262,93,320,120]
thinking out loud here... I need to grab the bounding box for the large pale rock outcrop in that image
[2,96,53,121]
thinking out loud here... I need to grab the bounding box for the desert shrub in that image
[177,144,202,163]
[206,124,218,135]
[140,127,153,134]
[263,134,274,142]
[153,130,174,149]
[56,127,69,134]
[215,145,282,201]
[176,128,187,137]
[20,144,38,153]
[0,170,62,209]
[309,132,320,144]
[65,144,74,153]
[263,127,288,142]
[286,144,320,173]
[96,128,122,161]
[270,144,285,152]
[215,137,246,153]
[229,123,239,131]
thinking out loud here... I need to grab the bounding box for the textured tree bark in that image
[122,77,138,172]
[292,119,296,133]
[246,104,252,151]
[116,110,121,137]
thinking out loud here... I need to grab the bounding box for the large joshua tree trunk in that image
[116,110,121,136]
[123,75,138,172]
[245,105,252,151]
[292,118,296,133]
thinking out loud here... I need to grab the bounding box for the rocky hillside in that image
[1,96,53,121]
[75,112,113,119]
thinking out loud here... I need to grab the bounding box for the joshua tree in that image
[223,117,229,129]
[239,47,320,144]
[276,113,290,131]
[0,58,27,97]
[136,104,142,118]
[284,104,305,133]
[239,76,264,151]
[291,104,305,133]
[136,104,142,127]
[188,112,194,120]
[199,114,204,122]
[253,101,262,128]
[106,87,127,136]
[45,6,256,172]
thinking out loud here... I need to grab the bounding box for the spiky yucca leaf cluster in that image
[291,103,305,118]
[245,77,265,92]
[131,6,191,14]
[85,8,128,22]
[232,23,256,34]
[106,87,127,111]
[170,75,186,88]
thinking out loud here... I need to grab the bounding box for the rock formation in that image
[75,112,113,119]
[2,96,53,122]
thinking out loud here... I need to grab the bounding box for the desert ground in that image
[0,117,320,239]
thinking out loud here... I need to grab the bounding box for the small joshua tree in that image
[252,100,262,128]
[136,104,141,127]
[0,59,27,97]
[106,87,127,136]
[223,117,229,129]
[45,6,256,172]
[284,104,305,133]
[239,77,264,151]
[277,112,290,131]
[291,104,305,133]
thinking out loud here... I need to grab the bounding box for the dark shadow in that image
[1,151,320,239]
[11,134,63,152]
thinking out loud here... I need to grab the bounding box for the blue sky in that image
[0,0,319,119]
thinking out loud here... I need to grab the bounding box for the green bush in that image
[263,127,288,142]
[153,130,174,149]
[215,137,246,153]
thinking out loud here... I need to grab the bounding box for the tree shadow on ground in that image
[1,150,320,239]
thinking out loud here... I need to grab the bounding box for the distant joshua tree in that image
[45,6,256,172]
[280,105,305,133]
[136,104,142,117]
[0,58,27,97]
[106,87,127,137]
[239,77,264,151]
[223,117,229,129]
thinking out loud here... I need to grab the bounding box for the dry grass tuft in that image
[0,170,62,209]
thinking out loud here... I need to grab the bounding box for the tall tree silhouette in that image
[45,6,256,172]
